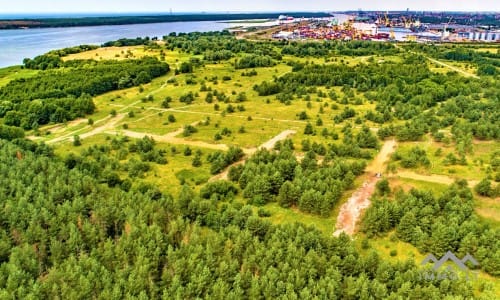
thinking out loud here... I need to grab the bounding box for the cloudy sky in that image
[1,0,498,13]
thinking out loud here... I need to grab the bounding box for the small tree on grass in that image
[182,125,197,137]
[375,178,391,196]
[192,153,202,167]
[475,178,493,197]
[73,135,81,146]
[304,123,314,135]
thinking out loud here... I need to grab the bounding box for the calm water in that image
[0,21,230,67]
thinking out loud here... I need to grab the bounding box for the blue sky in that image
[1,0,498,13]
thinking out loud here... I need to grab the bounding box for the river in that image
[0,21,231,68]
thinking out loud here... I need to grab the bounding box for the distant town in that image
[233,11,500,42]
[2,11,499,44]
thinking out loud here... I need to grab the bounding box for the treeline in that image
[281,40,398,57]
[254,57,433,96]
[234,54,277,69]
[163,32,283,63]
[163,34,398,62]
[0,139,484,299]
[23,45,99,69]
[0,57,169,129]
[227,141,366,216]
[336,40,399,56]
[362,182,500,276]
[48,45,99,57]
[102,37,155,47]
[0,124,24,140]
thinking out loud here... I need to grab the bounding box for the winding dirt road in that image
[333,139,397,236]
[46,114,125,144]
[209,130,297,181]
[106,128,229,151]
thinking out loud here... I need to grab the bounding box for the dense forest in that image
[362,183,500,276]
[228,140,367,216]
[0,57,168,129]
[0,139,486,298]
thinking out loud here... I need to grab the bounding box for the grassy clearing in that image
[62,46,148,61]
[142,142,215,195]
[475,195,500,225]
[358,233,500,298]
[392,138,497,181]
[388,176,449,195]
[257,202,335,236]
[54,133,215,195]
[0,66,39,87]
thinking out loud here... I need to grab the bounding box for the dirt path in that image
[46,114,125,144]
[426,57,479,79]
[365,139,397,174]
[396,170,479,187]
[109,103,308,125]
[42,118,88,134]
[107,128,229,151]
[333,139,397,236]
[394,44,479,79]
[209,130,296,181]
[244,129,297,156]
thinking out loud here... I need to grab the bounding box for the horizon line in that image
[1,10,499,15]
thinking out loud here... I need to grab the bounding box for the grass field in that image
[391,137,495,181]
[63,46,148,61]
[357,233,500,298]
[0,66,39,87]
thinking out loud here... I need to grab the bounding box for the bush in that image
[73,135,81,146]
[182,125,198,137]
[257,208,271,217]
[375,178,390,196]
[200,181,238,199]
[475,178,493,197]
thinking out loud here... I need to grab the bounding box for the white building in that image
[352,22,378,35]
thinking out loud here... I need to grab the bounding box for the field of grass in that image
[392,137,495,181]
[388,176,449,195]
[54,132,215,195]
[0,66,39,87]
[256,202,335,236]
[358,234,500,298]
[62,46,148,61]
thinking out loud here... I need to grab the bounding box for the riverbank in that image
[0,12,329,29]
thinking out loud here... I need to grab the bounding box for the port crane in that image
[442,17,453,40]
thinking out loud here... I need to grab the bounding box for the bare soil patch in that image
[333,139,397,236]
